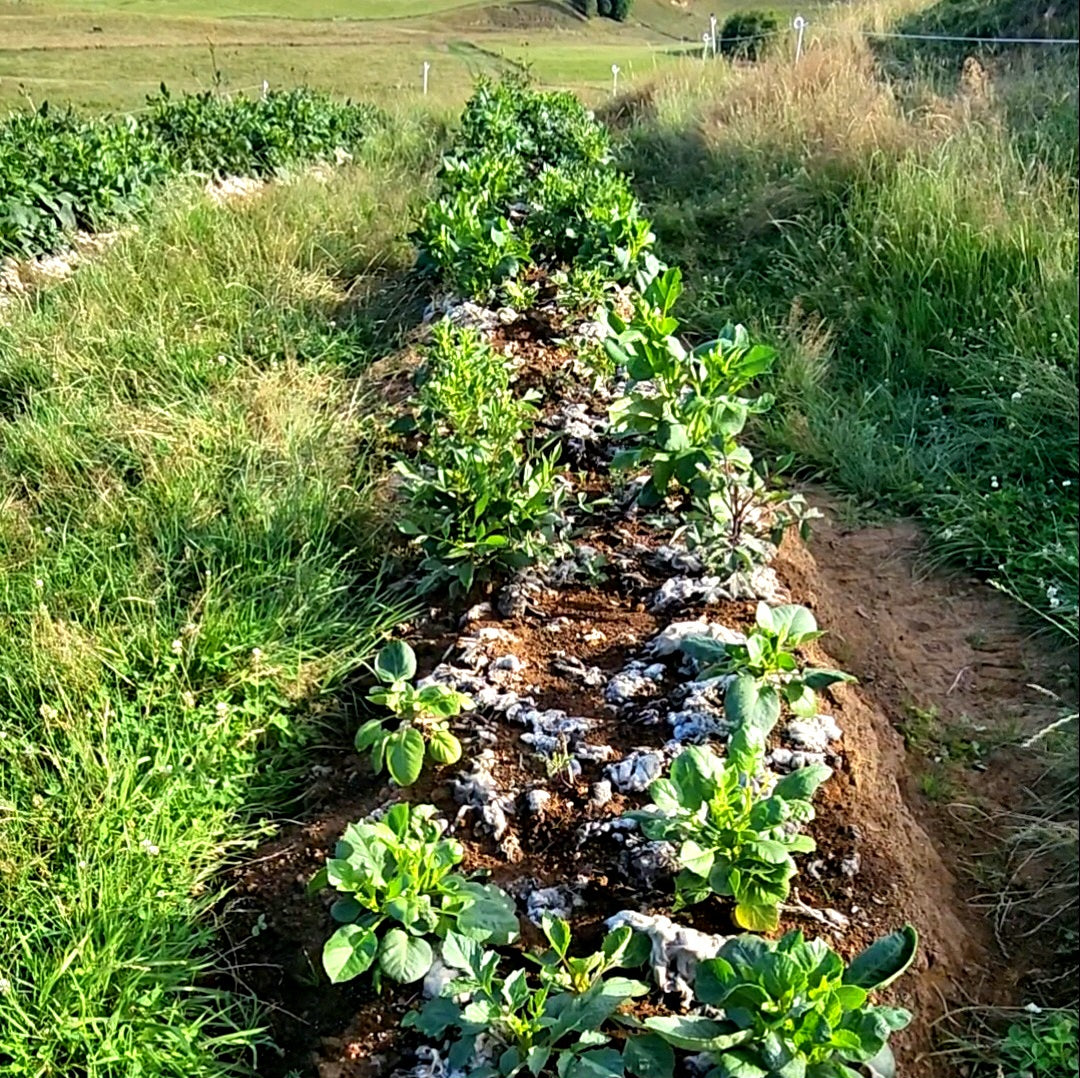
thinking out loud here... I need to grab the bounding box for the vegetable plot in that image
[242,79,925,1078]
[0,88,381,256]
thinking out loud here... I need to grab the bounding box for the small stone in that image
[589,780,613,807]
[605,750,665,793]
[526,789,551,814]
[492,654,525,673]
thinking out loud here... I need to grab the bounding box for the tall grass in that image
[613,14,1079,637]
[0,116,442,1076]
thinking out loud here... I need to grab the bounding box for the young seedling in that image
[405,916,670,1077]
[313,802,519,987]
[625,743,831,931]
[355,640,470,787]
[681,602,854,745]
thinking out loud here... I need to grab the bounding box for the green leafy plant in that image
[645,927,918,1078]
[626,744,830,931]
[355,641,470,787]
[607,263,775,506]
[314,802,519,986]
[681,603,854,741]
[397,443,567,594]
[994,1008,1079,1078]
[0,87,380,257]
[406,916,671,1077]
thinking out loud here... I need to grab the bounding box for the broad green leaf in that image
[724,676,781,735]
[679,839,715,877]
[354,718,385,752]
[544,914,572,957]
[427,728,462,765]
[565,1048,624,1078]
[455,882,520,945]
[670,746,721,808]
[786,683,819,718]
[843,926,918,990]
[374,639,416,683]
[378,928,433,983]
[765,604,819,641]
[803,667,856,689]
[330,896,363,924]
[386,725,426,787]
[322,923,378,984]
[403,995,461,1036]
[623,1034,675,1078]
[643,1015,750,1051]
[734,898,780,933]
[773,764,832,801]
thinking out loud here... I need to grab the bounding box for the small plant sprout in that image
[405,915,671,1077]
[681,602,854,745]
[356,640,471,787]
[626,743,830,931]
[313,802,518,987]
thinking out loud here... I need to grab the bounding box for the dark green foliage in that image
[415,79,653,300]
[0,105,168,255]
[0,87,382,257]
[610,0,633,21]
[144,86,381,176]
[719,10,779,60]
[575,0,599,16]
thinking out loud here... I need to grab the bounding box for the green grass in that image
[0,0,794,110]
[0,116,442,1075]
[615,25,1079,638]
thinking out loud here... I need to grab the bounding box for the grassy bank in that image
[612,8,1078,638]
[0,117,442,1075]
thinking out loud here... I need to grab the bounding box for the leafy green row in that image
[0,88,381,257]
[313,799,918,1078]
[414,78,654,301]
[313,79,917,1078]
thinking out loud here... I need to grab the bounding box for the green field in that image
[0,0,804,110]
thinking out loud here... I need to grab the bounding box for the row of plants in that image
[0,87,382,257]
[301,80,921,1078]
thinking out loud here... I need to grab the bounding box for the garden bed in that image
[212,79,1069,1078]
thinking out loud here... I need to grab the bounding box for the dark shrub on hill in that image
[720,10,780,60]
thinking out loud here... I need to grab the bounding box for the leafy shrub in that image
[0,105,167,255]
[397,446,567,594]
[627,744,830,930]
[575,0,599,15]
[395,318,567,593]
[315,803,519,986]
[680,602,854,744]
[406,916,671,1077]
[355,641,469,787]
[719,11,780,61]
[610,0,634,21]
[0,87,381,257]
[144,86,380,177]
[645,927,919,1077]
[415,80,651,300]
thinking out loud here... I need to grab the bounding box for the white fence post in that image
[710,12,718,55]
[261,79,269,99]
[701,32,711,60]
[611,63,620,95]
[422,61,431,95]
[793,15,807,62]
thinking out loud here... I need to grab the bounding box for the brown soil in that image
[219,348,1074,1076]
